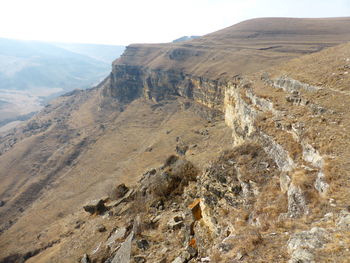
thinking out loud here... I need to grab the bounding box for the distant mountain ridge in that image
[0,38,124,125]
[0,38,124,92]
[53,42,125,63]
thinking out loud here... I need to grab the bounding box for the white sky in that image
[0,0,349,46]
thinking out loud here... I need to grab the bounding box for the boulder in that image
[106,227,127,248]
[172,250,193,263]
[176,144,189,155]
[336,210,350,229]
[287,184,308,218]
[83,199,107,215]
[0,200,5,207]
[111,231,133,263]
[288,227,329,251]
[134,255,146,263]
[288,227,329,263]
[75,220,85,229]
[81,254,90,263]
[136,239,150,251]
[115,184,129,199]
[167,214,184,230]
[172,256,185,263]
[289,249,314,263]
[97,225,106,232]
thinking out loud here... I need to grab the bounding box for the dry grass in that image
[118,18,350,79]
[0,97,232,261]
[144,156,198,199]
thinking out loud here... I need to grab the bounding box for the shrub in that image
[145,155,198,199]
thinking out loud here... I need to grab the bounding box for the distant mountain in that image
[172,35,200,43]
[53,42,125,63]
[0,38,124,92]
[0,38,124,125]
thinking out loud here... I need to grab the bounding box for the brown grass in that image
[118,18,350,80]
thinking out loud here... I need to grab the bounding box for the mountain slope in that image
[0,38,113,91]
[1,17,350,262]
[0,38,124,131]
[116,17,350,79]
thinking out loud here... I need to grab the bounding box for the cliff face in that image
[107,57,330,222]
[108,64,226,113]
[107,16,350,109]
[95,36,350,261]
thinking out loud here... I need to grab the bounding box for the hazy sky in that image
[0,0,349,45]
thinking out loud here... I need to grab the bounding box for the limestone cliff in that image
[88,20,350,261]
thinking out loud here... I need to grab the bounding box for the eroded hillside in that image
[1,17,350,263]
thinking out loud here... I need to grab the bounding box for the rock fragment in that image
[115,184,129,199]
[81,253,90,263]
[168,214,185,230]
[106,227,126,248]
[111,231,133,263]
[83,199,107,215]
[96,224,106,232]
[136,239,149,251]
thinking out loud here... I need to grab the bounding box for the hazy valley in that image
[0,38,124,131]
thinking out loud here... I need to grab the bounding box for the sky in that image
[0,0,349,46]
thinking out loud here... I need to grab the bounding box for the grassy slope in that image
[116,17,350,78]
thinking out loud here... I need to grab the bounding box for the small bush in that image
[144,155,198,199]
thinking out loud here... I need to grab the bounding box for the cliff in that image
[1,17,350,263]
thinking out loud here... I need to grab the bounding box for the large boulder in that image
[106,227,127,249]
[115,184,129,199]
[288,227,329,263]
[83,199,107,215]
[111,231,134,263]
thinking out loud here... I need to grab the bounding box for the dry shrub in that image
[254,174,288,223]
[289,168,325,219]
[319,230,350,262]
[211,250,223,262]
[291,168,314,188]
[290,168,320,209]
[148,155,198,198]
[130,190,150,214]
[215,142,277,184]
[222,227,263,260]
